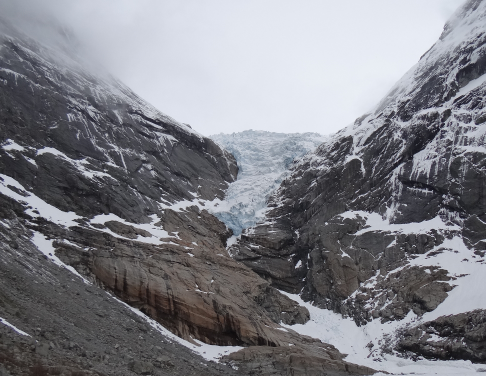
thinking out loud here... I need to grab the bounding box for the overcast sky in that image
[13,0,467,136]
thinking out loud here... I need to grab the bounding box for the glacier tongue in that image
[210,130,327,235]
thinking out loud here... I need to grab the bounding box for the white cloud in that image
[1,0,467,136]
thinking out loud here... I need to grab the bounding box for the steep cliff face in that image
[0,11,375,376]
[0,193,244,376]
[0,16,238,222]
[232,0,486,362]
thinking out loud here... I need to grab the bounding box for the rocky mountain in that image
[4,0,486,374]
[210,130,327,236]
[231,0,486,368]
[0,6,374,376]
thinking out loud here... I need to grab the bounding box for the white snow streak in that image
[0,174,80,227]
[0,317,31,337]
[31,231,90,284]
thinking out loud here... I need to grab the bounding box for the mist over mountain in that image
[1,0,486,376]
[0,0,466,136]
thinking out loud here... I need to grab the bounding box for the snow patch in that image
[31,231,90,284]
[0,317,30,336]
[2,139,25,152]
[337,211,460,236]
[0,174,80,227]
[414,237,486,321]
[36,147,111,180]
[89,213,174,245]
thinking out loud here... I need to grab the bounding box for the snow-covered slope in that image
[280,291,486,376]
[210,130,326,235]
[231,0,486,366]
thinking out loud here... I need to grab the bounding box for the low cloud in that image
[0,0,467,136]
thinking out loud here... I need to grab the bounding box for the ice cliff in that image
[210,130,327,235]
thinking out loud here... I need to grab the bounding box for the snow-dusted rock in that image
[397,309,486,362]
[231,0,486,363]
[0,10,372,376]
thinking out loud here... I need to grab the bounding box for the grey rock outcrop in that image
[342,265,453,325]
[226,343,375,376]
[231,0,486,363]
[397,310,486,362]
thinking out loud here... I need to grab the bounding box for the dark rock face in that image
[231,0,486,363]
[0,16,237,224]
[397,310,486,362]
[0,12,373,376]
[0,194,241,376]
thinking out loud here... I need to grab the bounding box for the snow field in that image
[280,291,484,375]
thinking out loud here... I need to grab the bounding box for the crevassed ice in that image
[210,130,327,235]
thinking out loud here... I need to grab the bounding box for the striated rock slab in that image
[53,206,304,347]
[0,194,241,376]
[26,200,374,375]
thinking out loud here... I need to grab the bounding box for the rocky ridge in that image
[231,0,486,364]
[0,8,374,376]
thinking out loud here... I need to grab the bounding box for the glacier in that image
[210,130,327,235]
